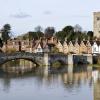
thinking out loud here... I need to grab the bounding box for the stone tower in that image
[94,12,100,38]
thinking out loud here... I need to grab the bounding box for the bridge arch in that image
[0,52,43,66]
[49,54,68,66]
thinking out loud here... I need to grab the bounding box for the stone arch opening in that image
[0,58,41,67]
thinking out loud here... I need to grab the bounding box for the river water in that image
[0,59,99,100]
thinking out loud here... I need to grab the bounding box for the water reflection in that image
[1,59,36,74]
[93,67,100,100]
[0,59,99,100]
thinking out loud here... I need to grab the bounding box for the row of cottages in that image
[2,39,32,52]
[2,38,50,53]
[56,40,100,54]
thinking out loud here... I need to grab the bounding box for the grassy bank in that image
[89,64,100,68]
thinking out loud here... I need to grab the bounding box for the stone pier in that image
[67,55,73,65]
[43,53,49,66]
[87,54,93,64]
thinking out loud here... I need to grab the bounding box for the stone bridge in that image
[0,52,44,66]
[0,52,93,67]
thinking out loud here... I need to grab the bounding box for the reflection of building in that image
[94,80,100,100]
[92,70,99,82]
[93,70,100,100]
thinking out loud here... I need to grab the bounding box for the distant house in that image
[63,41,68,54]
[68,41,74,54]
[56,41,63,53]
[80,41,87,54]
[92,41,99,54]
[33,39,49,53]
[74,41,80,54]
[86,41,92,54]
[34,43,43,53]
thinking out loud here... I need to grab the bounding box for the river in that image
[0,59,99,100]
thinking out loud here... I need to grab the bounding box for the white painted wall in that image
[34,44,43,53]
[92,42,99,54]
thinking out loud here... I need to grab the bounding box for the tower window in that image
[97,17,100,20]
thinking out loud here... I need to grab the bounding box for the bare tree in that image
[74,24,82,32]
[45,27,55,38]
[34,25,43,32]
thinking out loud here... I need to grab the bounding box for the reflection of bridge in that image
[0,52,93,66]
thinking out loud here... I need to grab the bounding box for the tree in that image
[55,31,66,41]
[63,26,74,33]
[0,24,11,52]
[87,31,93,40]
[28,31,44,40]
[1,24,11,43]
[34,26,43,32]
[45,27,55,38]
[62,26,74,41]
[0,38,3,48]
[74,24,82,32]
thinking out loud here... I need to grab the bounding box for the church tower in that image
[94,12,100,38]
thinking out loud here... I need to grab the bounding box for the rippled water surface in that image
[0,59,99,100]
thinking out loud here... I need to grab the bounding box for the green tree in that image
[0,38,3,48]
[1,24,11,52]
[87,31,93,40]
[1,24,11,43]
[62,26,74,41]
[55,31,66,41]
[28,31,44,40]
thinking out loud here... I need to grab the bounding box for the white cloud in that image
[10,12,32,19]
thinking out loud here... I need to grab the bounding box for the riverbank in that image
[89,64,100,68]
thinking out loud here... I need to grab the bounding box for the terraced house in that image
[56,39,100,54]
[2,37,100,54]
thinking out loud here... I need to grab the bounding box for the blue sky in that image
[0,0,99,36]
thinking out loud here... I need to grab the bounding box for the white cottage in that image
[34,43,43,53]
[92,41,99,54]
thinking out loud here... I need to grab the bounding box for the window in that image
[97,17,100,21]
[94,47,96,51]
[38,48,41,51]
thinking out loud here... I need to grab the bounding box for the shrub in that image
[6,48,16,54]
[52,61,62,69]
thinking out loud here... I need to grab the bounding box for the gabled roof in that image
[83,41,87,45]
[89,41,94,46]
[96,41,100,46]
